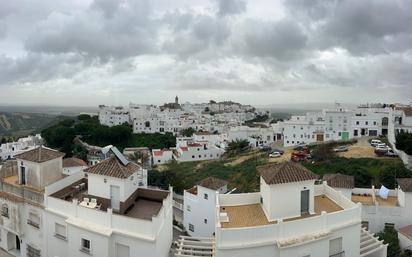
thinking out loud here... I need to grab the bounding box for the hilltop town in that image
[0,99,412,257]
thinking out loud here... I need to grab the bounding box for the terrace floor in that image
[220,195,342,228]
[124,199,163,220]
[351,194,398,206]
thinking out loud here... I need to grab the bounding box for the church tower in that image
[175,95,179,105]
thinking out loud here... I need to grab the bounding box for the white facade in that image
[388,106,412,168]
[44,173,172,257]
[173,143,224,162]
[215,181,386,257]
[152,149,173,165]
[0,134,42,161]
[227,126,275,147]
[183,183,228,237]
[0,147,64,257]
[98,105,130,127]
[278,105,390,147]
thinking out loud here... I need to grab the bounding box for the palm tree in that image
[128,151,149,166]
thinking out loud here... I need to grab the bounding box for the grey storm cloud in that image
[0,0,411,105]
[216,0,246,16]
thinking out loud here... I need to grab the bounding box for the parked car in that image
[385,150,398,157]
[259,146,272,153]
[333,145,349,152]
[271,149,284,155]
[376,143,387,148]
[370,139,382,146]
[269,152,282,158]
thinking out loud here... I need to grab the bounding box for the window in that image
[115,243,130,257]
[27,212,40,229]
[365,121,368,125]
[204,219,207,224]
[189,223,194,232]
[81,238,91,254]
[338,132,341,136]
[27,245,41,257]
[361,221,369,230]
[55,223,67,240]
[373,121,377,125]
[329,237,343,256]
[385,223,395,230]
[186,205,191,212]
[1,204,8,218]
[204,193,208,200]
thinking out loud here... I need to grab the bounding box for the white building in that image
[98,105,130,127]
[279,105,390,147]
[227,126,275,147]
[152,149,173,165]
[44,149,173,257]
[0,134,43,161]
[184,177,228,237]
[212,162,386,257]
[62,157,88,176]
[0,146,65,257]
[173,143,224,163]
[388,106,412,168]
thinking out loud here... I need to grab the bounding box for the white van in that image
[370,139,381,146]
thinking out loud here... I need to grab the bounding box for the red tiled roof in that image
[85,156,141,178]
[180,147,188,151]
[153,150,163,157]
[63,157,87,168]
[399,224,412,240]
[199,177,228,190]
[323,173,354,189]
[194,131,212,135]
[257,162,319,185]
[188,143,202,147]
[15,146,65,163]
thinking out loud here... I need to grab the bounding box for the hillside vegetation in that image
[42,115,176,157]
[0,112,66,137]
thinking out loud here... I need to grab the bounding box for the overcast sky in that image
[0,0,411,107]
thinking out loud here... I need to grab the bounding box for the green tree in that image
[73,145,88,161]
[377,227,401,257]
[128,151,149,165]
[379,164,412,189]
[77,114,91,120]
[181,127,196,137]
[396,130,412,155]
[226,139,250,157]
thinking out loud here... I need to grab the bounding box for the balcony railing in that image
[330,251,345,257]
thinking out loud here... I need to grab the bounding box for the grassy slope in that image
[151,152,410,193]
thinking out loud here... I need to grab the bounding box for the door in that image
[300,190,310,215]
[20,166,26,185]
[361,128,366,136]
[15,236,20,251]
[354,130,358,136]
[341,132,349,140]
[110,185,120,211]
[316,134,324,142]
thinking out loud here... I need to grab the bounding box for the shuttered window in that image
[115,243,130,257]
[55,223,66,240]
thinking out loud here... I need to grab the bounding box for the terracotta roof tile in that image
[199,177,228,190]
[257,162,319,185]
[397,178,412,192]
[323,173,354,189]
[15,146,65,163]
[397,107,412,117]
[85,156,141,178]
[63,157,87,168]
[399,224,412,240]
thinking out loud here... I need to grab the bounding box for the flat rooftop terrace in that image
[351,194,398,206]
[220,195,343,228]
[51,178,169,220]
